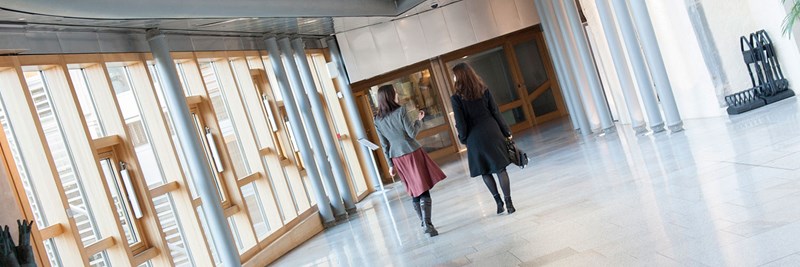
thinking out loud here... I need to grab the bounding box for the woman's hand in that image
[389,167,397,177]
[418,110,425,121]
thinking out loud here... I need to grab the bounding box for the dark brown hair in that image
[452,62,487,100]
[375,84,401,119]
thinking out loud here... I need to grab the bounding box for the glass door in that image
[443,28,567,131]
[508,31,566,124]
[356,65,457,183]
[364,69,454,156]
[446,47,530,129]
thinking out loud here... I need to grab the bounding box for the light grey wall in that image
[334,0,539,82]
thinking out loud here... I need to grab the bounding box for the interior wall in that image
[646,0,722,119]
[688,0,800,114]
[581,0,724,120]
[335,0,538,82]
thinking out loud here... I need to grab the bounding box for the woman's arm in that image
[450,95,469,144]
[486,90,511,137]
[401,106,422,138]
[375,124,394,168]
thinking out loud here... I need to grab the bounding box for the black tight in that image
[482,170,510,197]
[413,191,431,203]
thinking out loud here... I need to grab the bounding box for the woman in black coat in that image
[450,62,516,214]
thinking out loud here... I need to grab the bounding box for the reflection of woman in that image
[450,63,516,215]
[374,85,447,237]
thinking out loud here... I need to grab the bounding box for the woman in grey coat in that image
[450,63,516,215]
[374,85,447,237]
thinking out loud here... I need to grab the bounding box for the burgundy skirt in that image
[392,148,447,197]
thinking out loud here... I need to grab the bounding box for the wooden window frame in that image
[95,146,150,255]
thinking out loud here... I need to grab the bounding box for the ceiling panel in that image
[0,9,335,37]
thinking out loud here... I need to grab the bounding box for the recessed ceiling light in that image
[18,18,25,21]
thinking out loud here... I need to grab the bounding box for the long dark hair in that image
[375,84,401,119]
[452,62,487,100]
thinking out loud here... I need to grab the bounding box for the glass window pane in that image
[241,183,270,239]
[0,75,62,266]
[200,62,251,177]
[228,217,244,252]
[260,56,283,102]
[448,47,519,105]
[502,107,526,126]
[308,54,369,196]
[43,239,62,267]
[88,251,110,267]
[107,65,167,188]
[196,207,222,266]
[69,68,106,139]
[24,71,105,249]
[148,64,199,198]
[419,131,453,153]
[153,194,193,266]
[532,88,559,117]
[365,69,447,131]
[99,158,140,246]
[514,39,549,94]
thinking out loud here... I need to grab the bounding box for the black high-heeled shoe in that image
[494,194,505,214]
[505,196,516,214]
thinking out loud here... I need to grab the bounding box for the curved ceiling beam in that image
[0,0,424,19]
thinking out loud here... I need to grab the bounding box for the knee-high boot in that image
[420,197,438,237]
[412,201,423,227]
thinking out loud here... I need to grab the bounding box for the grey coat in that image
[374,106,422,168]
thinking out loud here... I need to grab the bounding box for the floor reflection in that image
[273,99,800,266]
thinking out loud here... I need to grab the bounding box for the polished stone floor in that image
[272,98,800,267]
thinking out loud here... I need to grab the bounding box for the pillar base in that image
[650,123,666,133]
[346,207,358,215]
[602,126,617,134]
[323,221,338,228]
[668,122,684,133]
[633,125,648,135]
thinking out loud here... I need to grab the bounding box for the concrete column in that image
[594,0,647,134]
[146,29,241,267]
[264,37,335,224]
[609,0,665,133]
[290,38,357,213]
[534,0,576,130]
[535,0,591,133]
[629,0,684,132]
[278,38,346,218]
[326,38,383,191]
[546,0,596,135]
[558,0,616,132]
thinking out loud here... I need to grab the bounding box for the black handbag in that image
[506,138,528,168]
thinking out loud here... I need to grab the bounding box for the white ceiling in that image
[0,0,429,37]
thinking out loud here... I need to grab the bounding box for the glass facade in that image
[0,50,370,266]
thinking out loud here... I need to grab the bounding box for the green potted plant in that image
[783,0,800,36]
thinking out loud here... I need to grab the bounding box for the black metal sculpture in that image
[0,220,36,267]
[727,30,795,115]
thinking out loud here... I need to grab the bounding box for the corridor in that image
[273,98,800,266]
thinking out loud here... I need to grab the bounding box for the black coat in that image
[451,90,512,177]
